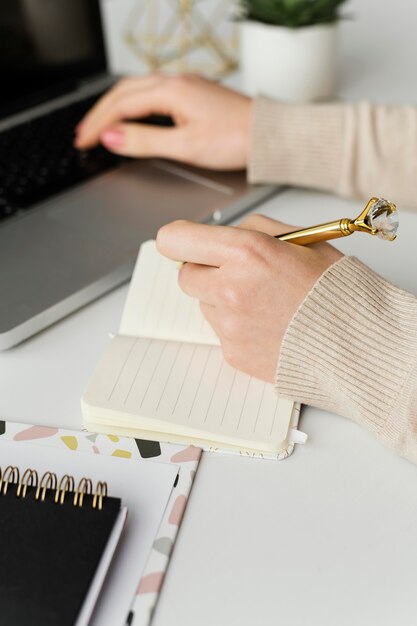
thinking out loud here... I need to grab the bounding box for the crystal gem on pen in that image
[365,198,399,240]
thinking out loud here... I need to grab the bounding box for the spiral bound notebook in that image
[0,421,201,626]
[0,465,127,626]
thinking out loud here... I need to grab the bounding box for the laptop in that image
[0,0,278,350]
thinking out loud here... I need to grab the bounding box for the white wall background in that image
[100,0,238,77]
[337,0,417,102]
[100,0,417,103]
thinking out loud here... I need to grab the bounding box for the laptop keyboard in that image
[0,94,126,220]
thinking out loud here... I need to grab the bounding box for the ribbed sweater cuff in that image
[276,256,417,442]
[248,96,346,193]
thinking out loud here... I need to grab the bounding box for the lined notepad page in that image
[120,240,220,345]
[84,335,293,450]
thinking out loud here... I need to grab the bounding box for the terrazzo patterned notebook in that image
[0,420,201,626]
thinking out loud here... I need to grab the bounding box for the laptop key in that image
[0,93,176,219]
[0,197,16,219]
[0,93,127,216]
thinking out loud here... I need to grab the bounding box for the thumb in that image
[238,213,299,237]
[100,122,186,160]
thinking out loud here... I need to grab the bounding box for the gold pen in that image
[275,197,399,245]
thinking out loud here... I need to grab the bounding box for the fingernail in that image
[101,128,124,147]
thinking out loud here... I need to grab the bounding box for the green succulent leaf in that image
[241,0,347,28]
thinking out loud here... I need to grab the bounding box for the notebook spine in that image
[0,465,108,510]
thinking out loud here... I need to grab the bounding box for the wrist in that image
[248,96,345,191]
[275,256,417,438]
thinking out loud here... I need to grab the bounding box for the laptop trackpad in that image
[46,160,236,247]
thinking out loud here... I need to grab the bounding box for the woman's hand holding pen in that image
[76,73,344,382]
[157,216,342,383]
[74,74,251,170]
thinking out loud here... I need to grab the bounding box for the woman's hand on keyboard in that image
[156,216,342,383]
[74,74,251,170]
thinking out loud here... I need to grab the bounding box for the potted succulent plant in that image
[238,0,347,102]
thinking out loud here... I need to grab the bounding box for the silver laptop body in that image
[0,1,278,350]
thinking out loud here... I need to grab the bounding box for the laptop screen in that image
[0,0,106,119]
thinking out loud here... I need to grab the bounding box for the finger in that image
[178,263,219,305]
[75,76,161,142]
[76,87,168,149]
[99,122,188,160]
[238,213,299,237]
[75,80,171,149]
[76,75,162,134]
[156,220,247,267]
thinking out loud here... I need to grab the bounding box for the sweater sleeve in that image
[275,256,417,464]
[249,96,417,210]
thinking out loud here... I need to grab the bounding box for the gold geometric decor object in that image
[122,0,238,76]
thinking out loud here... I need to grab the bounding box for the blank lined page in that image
[119,240,220,346]
[83,335,294,450]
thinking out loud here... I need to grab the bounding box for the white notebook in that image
[82,240,298,456]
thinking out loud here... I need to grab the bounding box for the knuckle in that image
[234,231,271,266]
[218,313,241,341]
[219,283,244,310]
[234,239,256,265]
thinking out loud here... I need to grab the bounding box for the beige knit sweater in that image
[249,97,417,464]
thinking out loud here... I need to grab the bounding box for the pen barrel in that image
[276,219,351,246]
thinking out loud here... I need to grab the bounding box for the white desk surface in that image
[2,1,417,624]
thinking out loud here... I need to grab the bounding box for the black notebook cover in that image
[0,487,122,626]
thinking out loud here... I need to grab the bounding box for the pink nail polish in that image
[101,128,124,147]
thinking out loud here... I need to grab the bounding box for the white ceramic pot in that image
[239,20,338,102]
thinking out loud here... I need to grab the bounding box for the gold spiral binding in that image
[55,474,75,505]
[0,466,109,509]
[35,472,57,502]
[92,481,108,511]
[17,468,38,498]
[73,477,93,508]
[1,465,20,495]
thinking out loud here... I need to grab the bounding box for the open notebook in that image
[82,241,302,457]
